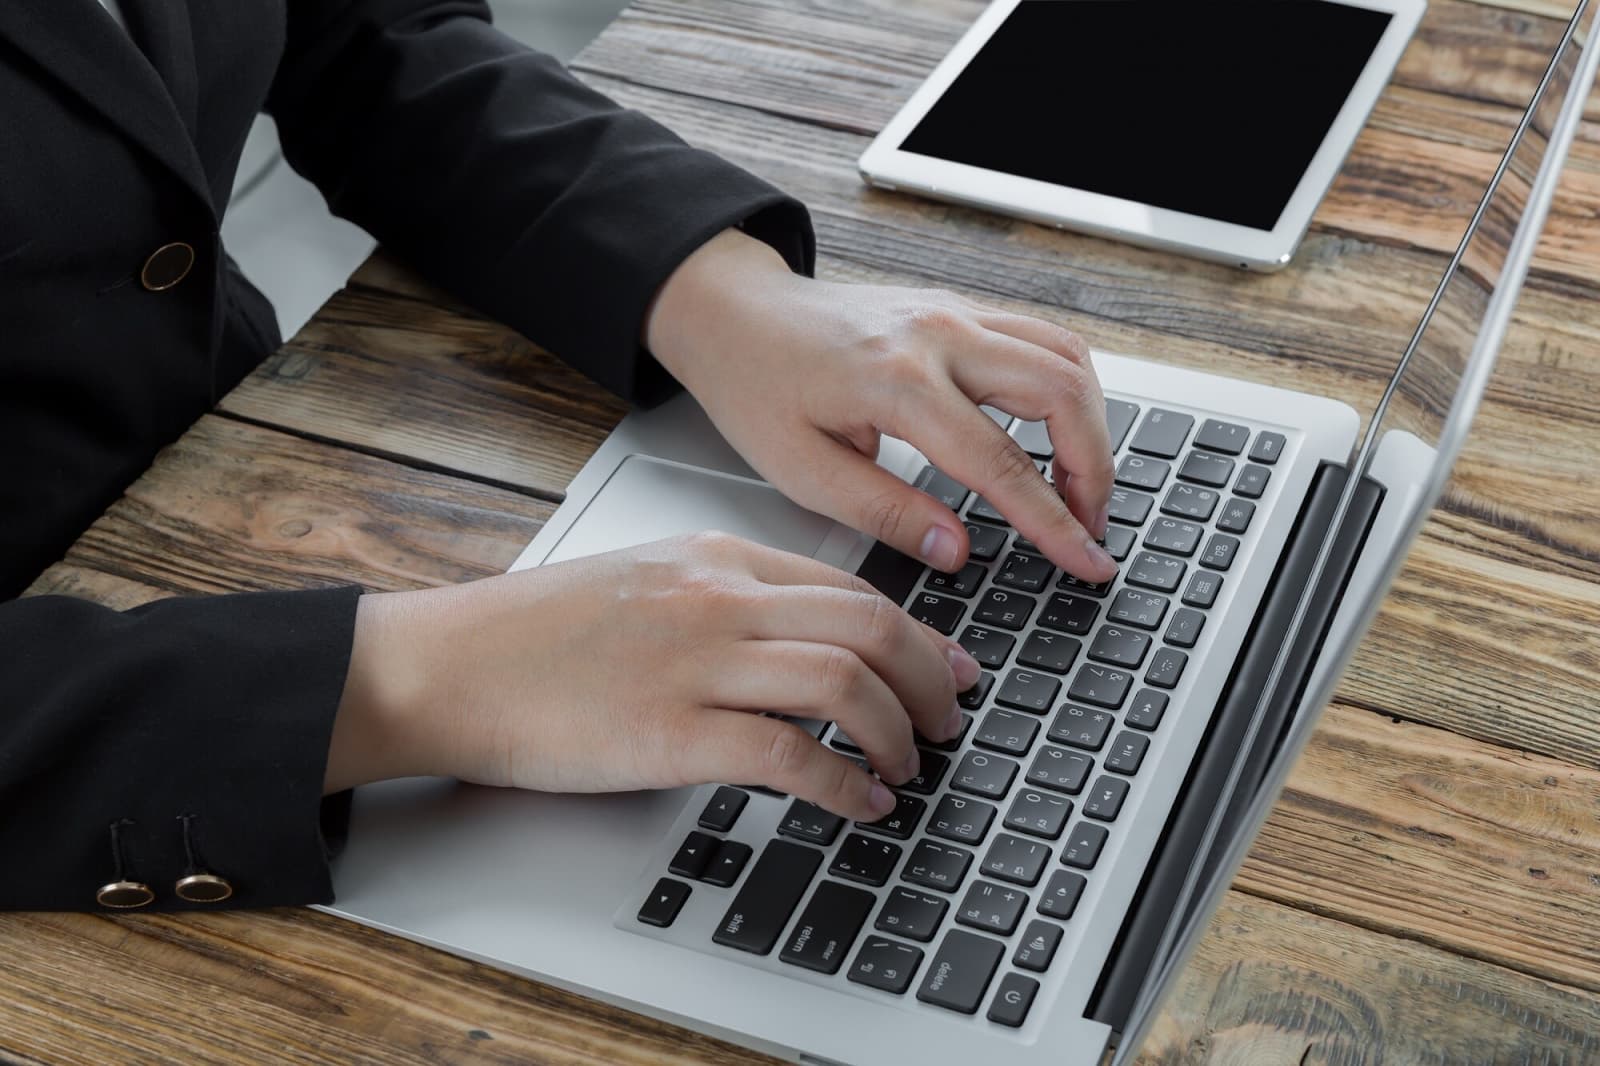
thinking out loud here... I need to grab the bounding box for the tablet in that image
[859,0,1426,270]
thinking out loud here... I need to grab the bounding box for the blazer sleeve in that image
[0,587,361,910]
[265,0,816,406]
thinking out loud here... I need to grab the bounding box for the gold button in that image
[96,880,155,909]
[140,241,195,291]
[174,873,233,903]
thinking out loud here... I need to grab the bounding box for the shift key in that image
[714,840,823,955]
[916,929,1006,1014]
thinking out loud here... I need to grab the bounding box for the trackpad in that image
[542,455,838,564]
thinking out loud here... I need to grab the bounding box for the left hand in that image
[645,230,1118,581]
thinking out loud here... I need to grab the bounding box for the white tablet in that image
[859,0,1426,270]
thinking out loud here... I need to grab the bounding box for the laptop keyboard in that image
[625,399,1288,1028]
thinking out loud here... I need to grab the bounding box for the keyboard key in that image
[974,589,1036,631]
[988,972,1040,1027]
[1068,663,1133,708]
[637,877,691,928]
[956,880,1030,935]
[917,929,1005,1014]
[903,750,951,795]
[858,793,926,840]
[922,711,975,751]
[957,673,993,711]
[926,561,985,599]
[779,800,845,846]
[1011,419,1053,459]
[850,936,925,994]
[829,835,902,888]
[781,880,875,975]
[1115,455,1169,491]
[995,669,1060,714]
[1200,534,1239,571]
[1047,704,1115,752]
[1104,731,1150,776]
[1057,574,1114,599]
[902,840,973,893]
[1039,593,1100,635]
[1025,745,1094,794]
[1146,647,1188,689]
[1217,498,1256,534]
[1129,409,1194,459]
[1182,571,1223,608]
[1125,689,1170,732]
[1178,450,1234,487]
[1088,625,1151,668]
[928,793,997,845]
[981,833,1052,887]
[1004,788,1073,839]
[1161,484,1219,521]
[1249,431,1286,464]
[959,626,1015,669]
[951,751,1020,799]
[1083,776,1131,822]
[1061,822,1109,869]
[703,839,754,887]
[875,887,949,943]
[1194,418,1250,455]
[855,541,923,608]
[975,708,1041,755]
[1165,607,1206,648]
[964,521,1009,562]
[1017,630,1080,674]
[1108,589,1170,630]
[1103,525,1136,561]
[1144,517,1204,556]
[1126,551,1186,593]
[967,496,1009,525]
[713,840,823,954]
[915,465,971,513]
[1013,920,1064,973]
[910,592,965,636]
[698,787,749,833]
[1108,488,1155,526]
[1038,869,1086,919]
[1235,464,1271,499]
[1105,399,1140,451]
[994,552,1054,593]
[668,831,717,879]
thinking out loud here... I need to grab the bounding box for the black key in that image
[1068,663,1133,708]
[1107,487,1155,526]
[850,936,925,994]
[957,673,993,711]
[964,522,1009,562]
[1087,625,1150,669]
[1115,455,1169,491]
[1125,689,1170,732]
[1017,630,1080,674]
[1146,647,1188,689]
[1004,788,1073,839]
[1182,571,1223,608]
[1126,551,1186,593]
[1102,525,1136,561]
[875,887,948,943]
[1104,398,1140,453]
[637,877,692,928]
[1013,920,1064,973]
[1108,588,1170,630]
[1083,776,1131,821]
[915,465,971,513]
[956,880,1030,936]
[858,793,925,840]
[1105,731,1150,776]
[698,786,749,833]
[910,592,965,636]
[779,800,845,846]
[1038,870,1087,919]
[1235,464,1271,499]
[951,751,1020,799]
[926,562,986,599]
[994,552,1054,593]
[1011,534,1042,554]
[973,589,1036,631]
[988,972,1040,1027]
[1012,419,1053,458]
[703,839,754,887]
[981,833,1052,887]
[1129,409,1194,459]
[780,880,875,974]
[1057,573,1114,598]
[713,840,823,954]
[902,840,973,893]
[1144,517,1204,556]
[1161,483,1219,521]
[922,711,975,750]
[928,793,997,846]
[1047,704,1115,752]
[903,750,951,795]
[668,831,718,880]
[1025,745,1094,794]
[831,833,904,888]
[1217,498,1256,535]
[1061,822,1109,869]
[959,626,1015,669]
[975,708,1041,755]
[1249,431,1286,464]
[967,495,1009,526]
[1178,450,1235,487]
[1165,607,1206,648]
[917,929,1005,1014]
[995,668,1060,714]
[856,542,923,607]
[1039,593,1099,636]
[1200,534,1239,571]
[1194,418,1250,455]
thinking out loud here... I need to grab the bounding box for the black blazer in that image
[0,0,813,910]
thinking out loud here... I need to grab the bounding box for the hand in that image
[326,533,981,821]
[646,230,1118,581]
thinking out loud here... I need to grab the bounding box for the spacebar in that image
[712,840,822,955]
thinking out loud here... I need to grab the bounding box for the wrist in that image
[325,591,438,792]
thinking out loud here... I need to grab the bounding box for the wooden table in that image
[8,1,1600,1062]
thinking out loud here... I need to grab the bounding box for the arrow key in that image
[637,877,691,928]
[668,831,717,880]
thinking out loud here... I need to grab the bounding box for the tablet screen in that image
[899,1,1393,231]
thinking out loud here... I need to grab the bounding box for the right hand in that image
[327,531,981,822]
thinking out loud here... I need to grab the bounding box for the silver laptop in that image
[323,10,1597,1065]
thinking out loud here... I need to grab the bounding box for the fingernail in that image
[1085,534,1117,576]
[1094,505,1110,539]
[901,748,921,784]
[869,782,897,817]
[918,524,961,572]
[946,644,981,689]
[942,705,964,740]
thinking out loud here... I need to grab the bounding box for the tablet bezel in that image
[858,0,1427,270]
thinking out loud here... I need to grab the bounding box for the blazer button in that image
[96,880,156,909]
[140,241,196,291]
[174,872,233,903]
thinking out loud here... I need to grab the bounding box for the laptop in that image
[322,8,1598,1064]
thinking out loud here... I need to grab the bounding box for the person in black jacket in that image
[0,0,1116,911]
